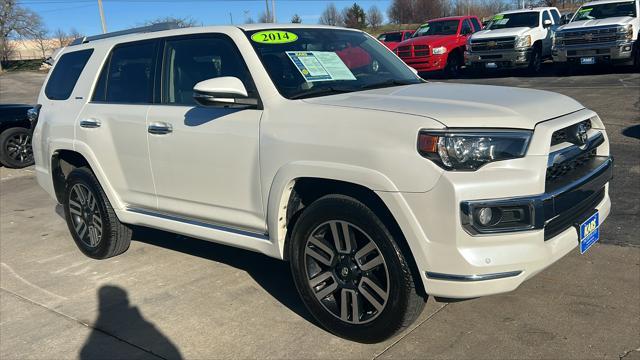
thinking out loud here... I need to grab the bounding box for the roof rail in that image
[69,22,181,46]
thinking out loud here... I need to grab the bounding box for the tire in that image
[0,127,34,168]
[527,46,542,75]
[289,194,425,343]
[444,52,462,78]
[63,167,131,259]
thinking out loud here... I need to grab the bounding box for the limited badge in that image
[251,30,298,44]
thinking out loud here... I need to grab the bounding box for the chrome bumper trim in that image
[426,271,523,282]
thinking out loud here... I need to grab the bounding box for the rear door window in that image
[45,49,93,100]
[92,40,158,103]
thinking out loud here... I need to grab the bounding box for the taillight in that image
[27,104,41,131]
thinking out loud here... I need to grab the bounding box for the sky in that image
[17,0,394,36]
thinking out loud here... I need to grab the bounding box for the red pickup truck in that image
[377,30,414,50]
[394,16,483,76]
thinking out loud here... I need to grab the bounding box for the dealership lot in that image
[1,68,639,359]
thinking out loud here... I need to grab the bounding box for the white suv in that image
[466,7,562,72]
[32,23,612,342]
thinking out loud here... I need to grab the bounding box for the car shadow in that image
[131,226,318,326]
[79,285,183,360]
[622,124,640,140]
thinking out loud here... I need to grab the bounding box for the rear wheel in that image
[289,194,425,343]
[0,127,34,168]
[63,167,132,259]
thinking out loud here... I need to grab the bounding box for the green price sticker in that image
[251,30,298,44]
[493,14,504,21]
[578,7,592,13]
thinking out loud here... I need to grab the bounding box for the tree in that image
[143,16,199,28]
[32,28,54,58]
[343,3,367,29]
[0,0,44,70]
[366,5,383,29]
[318,3,343,26]
[387,0,413,24]
[291,14,302,23]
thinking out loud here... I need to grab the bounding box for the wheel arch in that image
[50,146,123,209]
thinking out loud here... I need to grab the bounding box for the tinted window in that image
[551,9,561,24]
[470,17,482,31]
[381,32,402,42]
[45,49,93,100]
[92,41,157,103]
[162,35,254,105]
[413,20,460,37]
[461,19,473,35]
[573,1,636,21]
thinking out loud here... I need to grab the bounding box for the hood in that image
[398,35,452,47]
[559,16,636,30]
[471,27,532,39]
[304,82,584,129]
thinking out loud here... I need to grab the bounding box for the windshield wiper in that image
[289,87,353,100]
[359,79,423,91]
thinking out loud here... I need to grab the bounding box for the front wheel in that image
[527,47,542,74]
[289,194,425,343]
[444,52,462,78]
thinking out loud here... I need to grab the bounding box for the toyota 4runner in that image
[33,23,612,342]
[466,7,562,73]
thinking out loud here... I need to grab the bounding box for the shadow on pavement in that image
[80,285,183,360]
[132,227,318,326]
[622,125,640,139]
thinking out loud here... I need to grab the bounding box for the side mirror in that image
[193,77,258,108]
[543,19,553,28]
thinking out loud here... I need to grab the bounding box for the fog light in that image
[623,45,632,52]
[477,207,493,226]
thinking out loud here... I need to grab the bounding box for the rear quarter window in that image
[44,49,93,100]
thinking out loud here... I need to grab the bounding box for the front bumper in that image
[401,54,447,72]
[377,110,612,299]
[465,48,531,69]
[553,40,636,64]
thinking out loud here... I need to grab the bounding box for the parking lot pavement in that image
[1,69,639,359]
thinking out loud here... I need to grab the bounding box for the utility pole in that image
[271,0,276,23]
[264,0,271,23]
[97,0,107,33]
[229,12,233,24]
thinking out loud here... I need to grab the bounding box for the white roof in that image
[237,23,355,31]
[580,0,636,6]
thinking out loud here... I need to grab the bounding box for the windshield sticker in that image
[578,7,592,13]
[251,30,298,44]
[286,51,357,82]
[493,14,505,20]
[494,18,509,25]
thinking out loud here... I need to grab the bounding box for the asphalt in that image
[0,68,639,359]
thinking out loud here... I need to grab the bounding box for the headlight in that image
[515,35,531,49]
[432,46,447,55]
[417,130,532,171]
[465,38,472,52]
[618,25,633,40]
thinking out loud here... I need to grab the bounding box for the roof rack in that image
[69,22,181,46]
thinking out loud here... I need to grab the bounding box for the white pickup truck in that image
[553,0,639,70]
[466,7,562,72]
[32,23,612,342]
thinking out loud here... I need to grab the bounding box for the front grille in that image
[544,187,605,240]
[395,44,429,58]
[559,26,619,46]
[546,148,597,183]
[550,119,592,146]
[470,37,515,51]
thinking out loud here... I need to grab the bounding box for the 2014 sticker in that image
[493,14,505,20]
[251,30,298,44]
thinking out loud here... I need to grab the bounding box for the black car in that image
[0,104,36,168]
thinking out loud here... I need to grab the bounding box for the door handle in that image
[79,118,101,128]
[148,122,173,135]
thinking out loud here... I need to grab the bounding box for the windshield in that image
[379,32,403,42]
[246,28,422,99]
[572,1,637,21]
[412,20,460,37]
[486,12,540,29]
